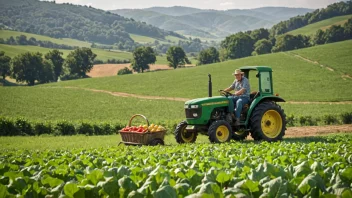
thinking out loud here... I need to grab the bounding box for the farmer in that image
[223,69,251,126]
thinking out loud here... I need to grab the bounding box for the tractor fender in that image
[244,96,285,126]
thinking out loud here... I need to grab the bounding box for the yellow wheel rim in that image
[216,125,229,142]
[181,127,194,142]
[261,110,283,138]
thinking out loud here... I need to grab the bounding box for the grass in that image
[42,40,352,102]
[290,40,352,76]
[0,87,184,123]
[288,14,352,35]
[0,30,91,47]
[0,133,350,151]
[0,86,351,125]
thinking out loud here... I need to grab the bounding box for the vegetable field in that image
[1,135,351,197]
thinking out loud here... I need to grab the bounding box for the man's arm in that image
[224,87,233,92]
[234,88,245,96]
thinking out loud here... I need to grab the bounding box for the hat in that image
[232,69,244,75]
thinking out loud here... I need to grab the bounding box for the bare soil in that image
[285,124,352,137]
[87,64,194,78]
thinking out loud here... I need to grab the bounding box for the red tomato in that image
[137,128,143,133]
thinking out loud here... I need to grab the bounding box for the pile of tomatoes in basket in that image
[120,125,147,133]
[120,124,166,133]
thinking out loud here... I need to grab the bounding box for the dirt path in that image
[63,86,352,104]
[286,52,352,80]
[285,125,352,137]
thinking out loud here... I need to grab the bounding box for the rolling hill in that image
[1,40,351,124]
[111,6,313,39]
[42,40,352,102]
[288,14,352,35]
[0,0,185,47]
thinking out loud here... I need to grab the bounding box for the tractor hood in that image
[185,96,229,108]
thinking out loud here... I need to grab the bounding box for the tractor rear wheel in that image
[208,120,232,143]
[250,102,286,141]
[175,121,198,144]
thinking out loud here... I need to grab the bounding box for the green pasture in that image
[0,29,91,47]
[43,40,352,102]
[290,40,352,76]
[1,86,351,125]
[130,33,157,44]
[288,14,352,35]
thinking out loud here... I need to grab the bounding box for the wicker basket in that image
[119,114,167,145]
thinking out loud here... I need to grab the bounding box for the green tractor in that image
[174,66,286,143]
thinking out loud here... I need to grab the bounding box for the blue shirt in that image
[230,77,250,98]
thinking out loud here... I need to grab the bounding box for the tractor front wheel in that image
[175,121,198,144]
[208,120,232,143]
[250,102,286,141]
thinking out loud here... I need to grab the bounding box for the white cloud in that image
[220,1,234,6]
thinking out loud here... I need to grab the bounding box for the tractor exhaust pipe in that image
[208,74,212,97]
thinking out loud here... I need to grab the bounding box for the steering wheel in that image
[219,90,233,97]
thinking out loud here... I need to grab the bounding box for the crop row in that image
[0,135,351,197]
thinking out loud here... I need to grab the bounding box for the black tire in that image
[232,129,249,141]
[208,120,232,143]
[174,121,198,144]
[149,138,164,146]
[250,101,286,142]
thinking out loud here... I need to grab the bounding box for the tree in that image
[45,50,64,81]
[272,34,311,52]
[250,28,270,42]
[64,48,97,77]
[39,59,55,84]
[221,32,254,60]
[198,47,220,65]
[131,46,156,73]
[166,46,190,69]
[252,39,273,55]
[0,51,11,80]
[312,29,326,45]
[324,25,346,43]
[344,18,352,39]
[11,52,44,86]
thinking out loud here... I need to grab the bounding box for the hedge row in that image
[286,112,352,127]
[0,112,351,136]
[0,117,180,136]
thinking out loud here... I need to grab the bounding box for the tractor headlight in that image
[193,113,198,117]
[184,104,189,109]
[190,105,199,109]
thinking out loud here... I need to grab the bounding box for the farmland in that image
[0,30,92,48]
[0,134,351,197]
[42,40,352,102]
[288,14,352,35]
[0,44,169,64]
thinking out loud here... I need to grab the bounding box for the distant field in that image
[291,40,352,76]
[0,30,91,47]
[130,34,157,44]
[0,87,184,123]
[288,14,352,35]
[43,40,352,102]
[0,44,168,64]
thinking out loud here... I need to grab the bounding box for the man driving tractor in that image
[223,69,251,126]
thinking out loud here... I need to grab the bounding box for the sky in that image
[53,0,345,10]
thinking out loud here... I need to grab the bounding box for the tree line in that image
[270,1,352,37]
[0,48,96,86]
[219,18,352,61]
[0,35,77,50]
